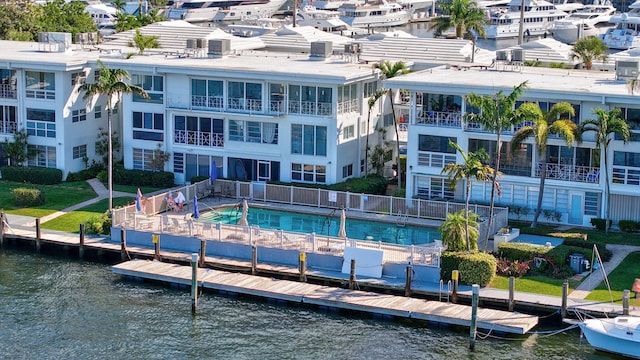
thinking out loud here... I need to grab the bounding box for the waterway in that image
[0,249,620,359]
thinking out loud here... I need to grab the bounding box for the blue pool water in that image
[200,207,440,245]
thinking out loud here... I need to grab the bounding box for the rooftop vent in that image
[344,43,361,54]
[208,39,230,58]
[496,50,508,61]
[186,38,198,49]
[511,49,525,63]
[38,32,72,53]
[616,60,640,81]
[310,41,332,60]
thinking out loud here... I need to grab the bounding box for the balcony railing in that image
[26,89,55,100]
[613,166,640,185]
[191,95,224,110]
[0,84,17,99]
[535,163,600,183]
[269,100,285,114]
[337,99,358,114]
[174,130,224,147]
[289,100,333,116]
[228,97,263,112]
[416,110,462,128]
[417,152,457,167]
[0,121,17,134]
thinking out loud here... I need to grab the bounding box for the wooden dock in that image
[112,259,539,335]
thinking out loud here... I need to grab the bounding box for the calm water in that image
[0,249,621,359]
[200,207,441,245]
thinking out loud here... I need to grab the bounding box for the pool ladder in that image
[396,209,407,227]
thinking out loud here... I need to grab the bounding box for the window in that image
[268,83,285,114]
[72,109,87,123]
[227,81,262,112]
[174,152,184,173]
[0,105,17,134]
[26,108,56,138]
[132,148,154,170]
[191,79,223,109]
[27,145,56,168]
[25,71,55,99]
[133,111,164,141]
[174,115,224,147]
[383,113,394,127]
[229,120,278,144]
[292,163,326,183]
[95,105,102,119]
[584,192,600,216]
[419,135,457,153]
[291,124,326,156]
[364,81,377,98]
[337,84,357,113]
[71,71,86,86]
[343,164,353,178]
[73,144,87,159]
[342,125,354,140]
[131,74,163,103]
[0,69,17,99]
[94,69,101,83]
[289,85,333,116]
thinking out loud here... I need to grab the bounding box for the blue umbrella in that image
[210,160,218,182]
[193,195,200,219]
[136,188,142,212]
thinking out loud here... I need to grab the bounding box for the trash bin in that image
[569,253,585,274]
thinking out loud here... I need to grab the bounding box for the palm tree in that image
[79,60,149,214]
[442,141,497,251]
[570,36,609,70]
[511,102,579,228]
[373,61,411,189]
[466,81,537,250]
[439,209,480,252]
[365,88,386,175]
[579,108,630,234]
[128,29,159,55]
[428,0,488,63]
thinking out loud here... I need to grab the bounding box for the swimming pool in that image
[199,207,441,246]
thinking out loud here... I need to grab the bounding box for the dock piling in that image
[349,259,356,290]
[0,212,5,247]
[79,223,85,260]
[299,252,307,282]
[452,270,459,303]
[623,289,630,315]
[561,280,568,318]
[251,245,257,275]
[199,239,206,267]
[35,218,41,253]
[120,228,127,261]
[153,234,161,261]
[405,265,413,296]
[191,253,198,314]
[469,284,479,350]
[508,276,515,312]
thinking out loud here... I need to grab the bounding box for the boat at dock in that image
[549,0,616,44]
[165,0,288,22]
[338,0,412,28]
[484,0,569,39]
[601,0,640,49]
[577,316,640,359]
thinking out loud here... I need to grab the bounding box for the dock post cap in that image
[191,253,199,262]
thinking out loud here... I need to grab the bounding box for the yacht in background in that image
[302,0,353,10]
[338,0,412,28]
[84,1,118,34]
[549,0,616,44]
[601,0,640,49]
[296,5,351,32]
[484,0,569,39]
[166,0,288,22]
[551,0,586,13]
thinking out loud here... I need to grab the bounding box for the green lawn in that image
[510,220,640,246]
[0,181,97,217]
[489,275,581,296]
[585,251,640,304]
[42,197,134,232]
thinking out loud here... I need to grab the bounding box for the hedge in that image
[561,238,612,262]
[65,163,104,182]
[497,242,550,262]
[98,167,174,188]
[440,252,497,286]
[1,166,63,185]
[12,187,45,207]
[190,175,210,184]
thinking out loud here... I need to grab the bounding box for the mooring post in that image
[349,259,356,290]
[79,223,85,260]
[299,252,307,282]
[452,270,459,303]
[623,289,630,315]
[35,218,41,253]
[251,245,257,275]
[561,280,569,318]
[199,239,206,267]
[0,212,5,248]
[469,284,479,350]
[120,228,127,261]
[508,276,515,312]
[191,253,198,315]
[153,234,161,261]
[405,265,413,297]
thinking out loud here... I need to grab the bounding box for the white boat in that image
[226,17,283,36]
[601,0,640,49]
[84,1,118,34]
[302,0,353,10]
[578,316,640,359]
[296,5,351,32]
[484,0,569,39]
[166,0,288,22]
[551,0,585,13]
[338,0,412,28]
[549,0,616,44]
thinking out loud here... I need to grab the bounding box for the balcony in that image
[0,121,17,134]
[417,151,457,167]
[0,84,17,99]
[269,100,285,114]
[613,166,640,185]
[26,89,55,100]
[337,99,358,114]
[416,110,462,128]
[174,130,224,147]
[228,98,262,112]
[535,163,600,183]
[192,95,224,110]
[289,101,333,116]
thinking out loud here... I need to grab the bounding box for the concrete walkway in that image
[569,244,640,299]
[25,179,135,226]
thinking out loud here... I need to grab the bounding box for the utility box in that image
[569,253,585,274]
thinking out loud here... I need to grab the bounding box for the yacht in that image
[296,5,351,32]
[83,1,118,34]
[338,0,412,28]
[302,0,353,10]
[166,0,288,22]
[549,0,616,44]
[601,0,640,49]
[551,0,585,13]
[484,0,569,39]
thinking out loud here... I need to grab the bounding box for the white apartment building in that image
[385,64,640,225]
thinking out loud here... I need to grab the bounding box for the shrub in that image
[1,166,63,185]
[590,218,611,231]
[440,252,497,286]
[618,220,639,233]
[108,167,174,188]
[84,211,111,235]
[12,187,45,207]
[510,205,530,220]
[65,162,104,182]
[498,242,550,262]
[496,259,531,277]
[329,175,388,195]
[190,175,210,184]
[562,238,612,262]
[545,245,592,279]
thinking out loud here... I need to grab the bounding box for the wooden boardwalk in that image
[112,259,539,335]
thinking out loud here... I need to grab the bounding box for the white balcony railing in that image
[0,84,17,99]
[191,95,224,110]
[0,121,17,134]
[535,163,600,183]
[174,130,224,147]
[416,111,462,128]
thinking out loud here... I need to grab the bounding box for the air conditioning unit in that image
[38,32,50,43]
[496,50,508,61]
[511,49,525,62]
[75,33,89,44]
[87,32,97,43]
[196,38,207,49]
[186,38,198,49]
[616,60,640,80]
[208,39,230,57]
[310,41,332,59]
[344,42,361,54]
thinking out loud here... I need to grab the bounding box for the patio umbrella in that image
[210,160,217,183]
[338,208,347,239]
[136,188,142,212]
[238,198,249,226]
[193,195,200,219]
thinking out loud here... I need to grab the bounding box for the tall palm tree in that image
[373,61,411,189]
[439,209,480,252]
[79,60,149,214]
[442,141,498,251]
[428,0,488,63]
[128,29,159,55]
[570,36,609,70]
[579,108,630,234]
[511,102,579,228]
[365,88,386,176]
[465,81,536,250]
